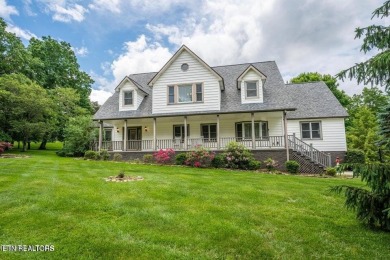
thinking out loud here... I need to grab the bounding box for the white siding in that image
[240,69,264,104]
[118,81,145,111]
[287,118,347,151]
[152,50,221,114]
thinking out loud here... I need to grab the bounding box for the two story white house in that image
[94,45,348,171]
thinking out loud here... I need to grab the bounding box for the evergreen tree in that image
[333,1,390,231]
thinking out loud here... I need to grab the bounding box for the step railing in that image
[288,134,331,168]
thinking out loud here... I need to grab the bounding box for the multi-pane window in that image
[235,121,268,140]
[201,124,217,141]
[245,81,258,98]
[123,91,133,105]
[103,129,112,141]
[173,125,190,142]
[167,83,203,104]
[301,122,321,139]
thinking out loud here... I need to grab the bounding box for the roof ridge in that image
[211,60,276,68]
[286,81,325,85]
[128,71,158,76]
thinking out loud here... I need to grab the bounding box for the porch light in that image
[144,126,148,132]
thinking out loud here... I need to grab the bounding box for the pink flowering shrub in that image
[153,148,175,164]
[224,141,260,170]
[185,145,215,168]
[0,141,13,156]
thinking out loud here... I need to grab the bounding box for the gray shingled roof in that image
[94,62,347,120]
[284,82,348,119]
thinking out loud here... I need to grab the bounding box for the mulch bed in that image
[105,176,144,182]
[0,154,31,158]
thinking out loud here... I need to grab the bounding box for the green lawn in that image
[0,146,389,259]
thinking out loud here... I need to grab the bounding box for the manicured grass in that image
[0,149,389,259]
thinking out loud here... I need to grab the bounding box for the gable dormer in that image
[237,65,266,104]
[149,45,224,114]
[115,76,148,111]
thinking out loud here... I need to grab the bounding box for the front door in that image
[127,127,142,150]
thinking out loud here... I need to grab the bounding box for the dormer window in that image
[124,90,133,106]
[245,81,258,98]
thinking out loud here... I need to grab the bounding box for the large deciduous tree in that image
[28,36,94,111]
[333,1,390,231]
[0,74,53,151]
[290,72,351,107]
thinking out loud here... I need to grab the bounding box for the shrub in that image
[264,158,278,172]
[143,154,154,163]
[212,153,226,168]
[224,141,256,170]
[84,150,99,160]
[175,153,187,165]
[185,146,215,168]
[131,158,142,164]
[117,171,125,178]
[113,153,122,161]
[153,149,175,164]
[326,167,337,176]
[99,149,110,161]
[285,160,300,174]
[345,149,365,164]
[248,159,261,170]
[0,141,12,156]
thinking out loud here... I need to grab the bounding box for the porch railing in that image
[96,136,286,152]
[288,134,331,168]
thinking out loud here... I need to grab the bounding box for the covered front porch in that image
[96,111,290,152]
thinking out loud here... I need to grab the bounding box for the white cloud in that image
[144,0,384,95]
[90,89,113,105]
[111,34,172,83]
[23,0,37,16]
[6,24,37,40]
[89,0,121,14]
[0,0,18,20]
[51,3,87,22]
[72,46,89,57]
[38,1,88,23]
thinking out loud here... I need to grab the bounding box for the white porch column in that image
[251,112,255,149]
[123,119,127,151]
[217,114,220,150]
[184,116,188,150]
[98,120,103,151]
[283,111,290,161]
[153,117,157,151]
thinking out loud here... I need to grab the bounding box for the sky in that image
[1,0,386,104]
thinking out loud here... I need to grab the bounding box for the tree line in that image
[0,18,98,151]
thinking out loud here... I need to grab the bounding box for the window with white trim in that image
[123,90,133,105]
[201,124,217,141]
[235,121,268,140]
[245,81,258,98]
[301,121,321,139]
[167,83,203,104]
